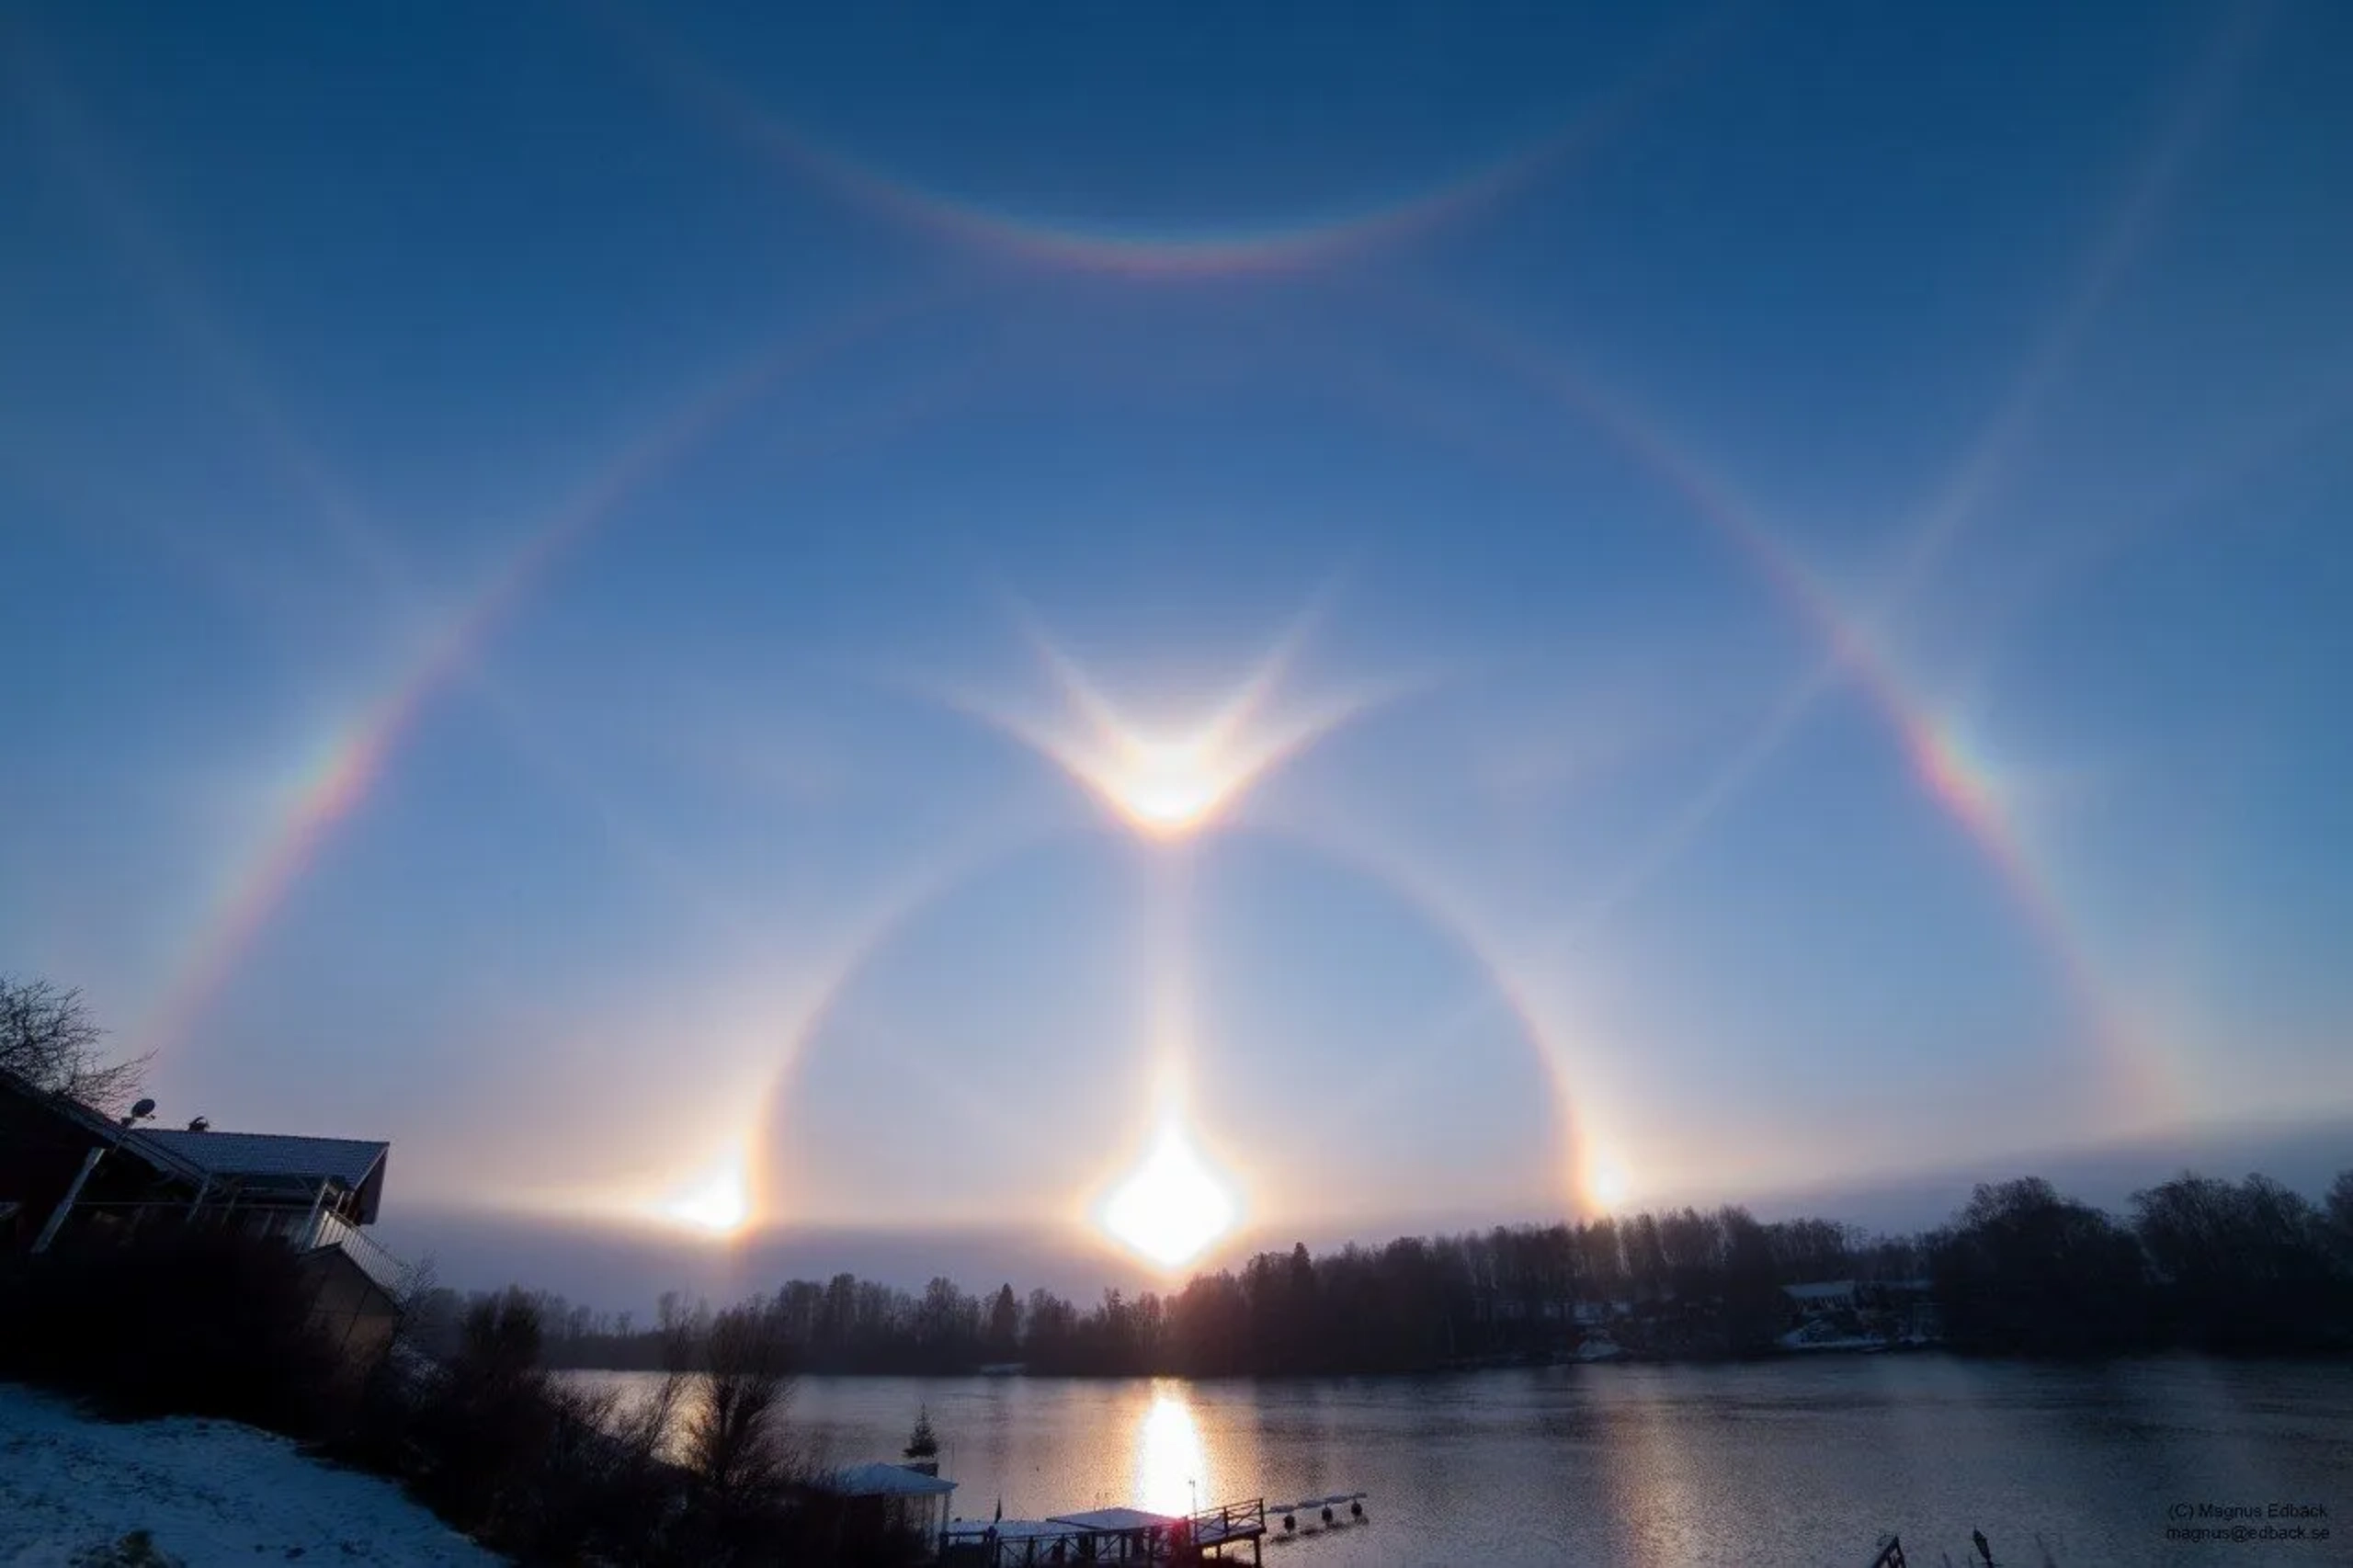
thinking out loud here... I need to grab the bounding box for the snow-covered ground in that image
[0,1384,501,1567]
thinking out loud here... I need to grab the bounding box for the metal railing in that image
[1187,1497,1266,1548]
[943,1499,1267,1566]
[37,1196,411,1301]
[304,1208,412,1299]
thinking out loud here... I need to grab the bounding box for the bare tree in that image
[607,1291,699,1469]
[383,1254,461,1369]
[0,976,147,1115]
[682,1301,796,1508]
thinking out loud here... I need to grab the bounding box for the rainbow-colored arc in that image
[626,0,1732,282]
[1252,816,1614,1215]
[735,122,1563,283]
[1326,4,2261,1137]
[720,785,1618,1229]
[1393,302,2187,1126]
[132,301,949,1065]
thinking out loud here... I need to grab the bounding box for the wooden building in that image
[0,1073,407,1370]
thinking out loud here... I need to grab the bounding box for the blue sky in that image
[4,1,2349,1287]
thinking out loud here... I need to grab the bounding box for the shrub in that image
[0,1231,339,1435]
[405,1290,557,1533]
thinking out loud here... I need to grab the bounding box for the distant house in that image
[1781,1280,1859,1319]
[835,1461,958,1543]
[1777,1278,1945,1347]
[0,1073,408,1368]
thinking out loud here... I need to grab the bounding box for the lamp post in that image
[32,1097,156,1254]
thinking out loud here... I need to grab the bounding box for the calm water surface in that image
[571,1358,2351,1566]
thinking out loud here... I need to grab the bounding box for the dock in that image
[942,1495,1279,1565]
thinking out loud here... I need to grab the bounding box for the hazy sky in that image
[5,1,2349,1291]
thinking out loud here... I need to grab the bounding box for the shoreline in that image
[547,1343,2353,1379]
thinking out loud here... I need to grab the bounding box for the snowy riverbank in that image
[0,1384,499,1567]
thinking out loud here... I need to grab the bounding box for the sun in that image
[663,1157,751,1236]
[1100,1119,1239,1270]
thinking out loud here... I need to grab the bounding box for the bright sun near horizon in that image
[1100,1119,1241,1270]
[664,1160,751,1237]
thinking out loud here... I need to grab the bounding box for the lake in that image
[568,1358,2351,1566]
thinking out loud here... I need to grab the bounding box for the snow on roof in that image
[137,1130,386,1187]
[1047,1507,1180,1532]
[835,1462,957,1498]
[945,1519,1066,1541]
[133,1131,390,1221]
[0,1077,392,1220]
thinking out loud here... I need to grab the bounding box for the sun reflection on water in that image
[1134,1383,1211,1519]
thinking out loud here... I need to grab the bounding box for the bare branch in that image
[682,1301,796,1506]
[0,977,146,1116]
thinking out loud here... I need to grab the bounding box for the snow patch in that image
[0,1384,501,1567]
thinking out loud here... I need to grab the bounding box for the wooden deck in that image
[940,1496,1267,1566]
[1188,1496,1267,1561]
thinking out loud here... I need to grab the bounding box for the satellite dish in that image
[131,1098,156,1119]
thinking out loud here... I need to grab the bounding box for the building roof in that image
[944,1520,1066,1542]
[0,1074,393,1225]
[835,1462,957,1498]
[1047,1508,1179,1532]
[131,1131,390,1222]
[1783,1280,1858,1301]
[0,1072,215,1187]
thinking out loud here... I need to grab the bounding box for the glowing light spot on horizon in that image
[663,1157,751,1236]
[1101,1119,1239,1270]
[1587,1160,1631,1211]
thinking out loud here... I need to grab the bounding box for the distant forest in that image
[409,1169,2353,1376]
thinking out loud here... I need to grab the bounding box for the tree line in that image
[12,974,2349,1369]
[416,1167,2353,1374]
